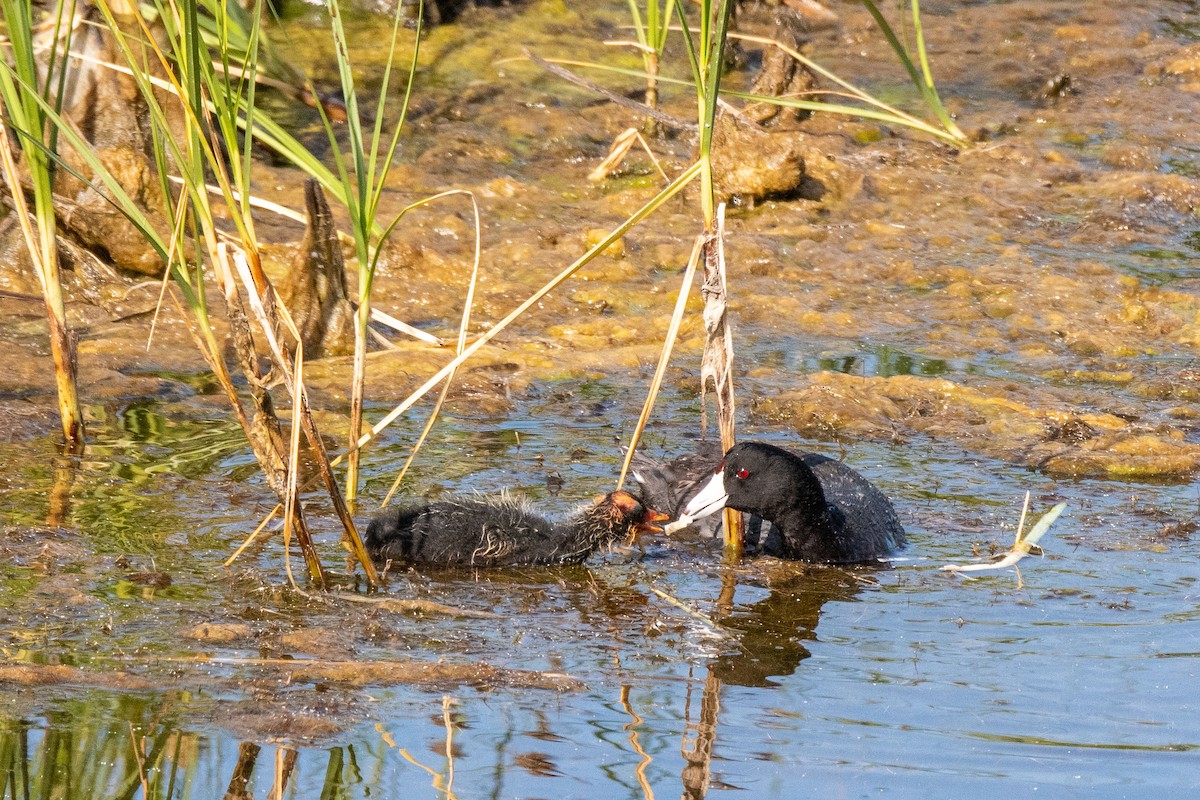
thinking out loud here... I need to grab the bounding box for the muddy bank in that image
[752,371,1200,478]
[3,1,1200,487]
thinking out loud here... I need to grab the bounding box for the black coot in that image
[682,442,905,563]
[365,490,667,568]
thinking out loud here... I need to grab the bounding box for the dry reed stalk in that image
[347,160,704,457]
[0,118,84,449]
[370,307,444,346]
[617,232,705,491]
[223,489,279,565]
[379,191,482,507]
[163,266,321,582]
[587,127,670,182]
[698,206,742,550]
[225,246,378,587]
[282,344,314,589]
[215,245,327,586]
[648,586,725,637]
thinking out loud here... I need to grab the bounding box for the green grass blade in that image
[366,0,423,237]
[859,0,964,143]
[909,0,965,140]
[859,0,923,91]
[627,0,650,50]
[722,90,961,143]
[672,0,703,88]
[698,0,732,158]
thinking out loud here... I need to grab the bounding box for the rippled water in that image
[3,388,1200,797]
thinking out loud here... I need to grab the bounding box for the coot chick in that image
[365,490,667,568]
[683,442,905,563]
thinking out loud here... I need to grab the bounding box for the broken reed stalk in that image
[700,208,742,551]
[649,586,725,636]
[227,248,378,587]
[215,246,326,586]
[677,0,743,551]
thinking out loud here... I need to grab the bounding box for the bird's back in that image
[365,494,598,567]
[799,452,906,562]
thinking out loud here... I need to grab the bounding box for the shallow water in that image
[4,394,1200,797]
[6,0,1200,796]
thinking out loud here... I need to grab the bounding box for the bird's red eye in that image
[736,468,750,479]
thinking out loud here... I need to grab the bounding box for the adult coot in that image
[365,490,666,568]
[682,442,905,563]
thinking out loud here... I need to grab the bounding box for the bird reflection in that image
[711,565,874,687]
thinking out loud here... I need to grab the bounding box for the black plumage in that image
[675,441,906,563]
[630,441,726,539]
[365,490,665,568]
